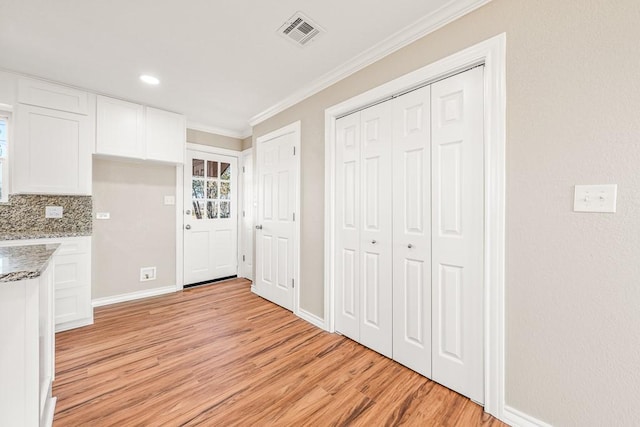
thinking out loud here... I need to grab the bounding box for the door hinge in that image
[291,278,295,288]
[242,166,245,173]
[293,146,296,156]
[243,255,245,262]
[243,210,245,217]
[292,212,295,221]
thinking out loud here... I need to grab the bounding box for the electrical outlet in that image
[45,206,63,218]
[164,195,175,205]
[96,212,110,220]
[140,267,157,282]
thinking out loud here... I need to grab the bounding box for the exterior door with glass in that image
[184,150,238,285]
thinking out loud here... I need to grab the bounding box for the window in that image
[191,158,232,219]
[0,115,8,202]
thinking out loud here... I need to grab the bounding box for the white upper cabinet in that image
[14,105,92,195]
[18,78,88,115]
[96,95,184,163]
[96,95,145,159]
[145,106,185,163]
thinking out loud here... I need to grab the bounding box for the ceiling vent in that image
[277,12,324,47]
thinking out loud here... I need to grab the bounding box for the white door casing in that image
[359,101,393,358]
[240,149,254,280]
[184,150,238,285]
[391,86,432,377]
[431,66,485,403]
[255,122,300,312]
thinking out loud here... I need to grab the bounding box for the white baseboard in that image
[92,286,176,308]
[55,316,94,332]
[297,308,327,330]
[502,405,552,427]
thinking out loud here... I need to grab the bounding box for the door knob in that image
[185,224,191,230]
[407,244,413,249]
[186,209,191,215]
[256,225,263,230]
[371,240,377,244]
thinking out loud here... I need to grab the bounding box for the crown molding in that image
[249,0,492,127]
[186,121,252,139]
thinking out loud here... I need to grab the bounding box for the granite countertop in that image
[0,230,92,241]
[0,244,60,282]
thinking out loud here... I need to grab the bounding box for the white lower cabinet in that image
[0,236,93,331]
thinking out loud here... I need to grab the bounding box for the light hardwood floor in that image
[53,278,506,426]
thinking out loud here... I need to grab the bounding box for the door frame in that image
[323,34,506,419]
[177,143,242,290]
[239,147,254,281]
[254,121,301,314]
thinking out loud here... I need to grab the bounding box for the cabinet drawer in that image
[56,237,91,255]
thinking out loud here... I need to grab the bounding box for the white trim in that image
[238,147,255,281]
[502,406,552,427]
[249,0,492,127]
[175,164,184,291]
[55,317,93,333]
[187,121,251,140]
[186,142,241,157]
[254,121,301,315]
[297,308,326,330]
[324,33,506,419]
[0,103,13,112]
[91,286,176,308]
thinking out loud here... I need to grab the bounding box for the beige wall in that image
[92,158,176,299]
[253,0,640,425]
[241,136,252,150]
[187,128,243,151]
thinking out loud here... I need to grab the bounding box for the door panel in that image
[335,113,361,340]
[359,102,392,358]
[392,86,432,377]
[431,67,484,403]
[184,151,238,285]
[255,129,297,311]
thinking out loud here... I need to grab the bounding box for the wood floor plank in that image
[53,278,507,426]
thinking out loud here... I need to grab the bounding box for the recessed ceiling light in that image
[140,74,160,85]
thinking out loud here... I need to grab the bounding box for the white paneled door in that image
[359,102,393,358]
[431,67,484,403]
[255,125,298,311]
[333,67,485,403]
[391,86,432,377]
[184,150,238,285]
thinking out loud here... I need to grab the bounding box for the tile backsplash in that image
[0,194,92,233]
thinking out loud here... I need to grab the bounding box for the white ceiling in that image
[0,0,463,137]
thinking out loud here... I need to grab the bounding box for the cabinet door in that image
[96,95,145,159]
[54,252,91,328]
[14,105,91,195]
[145,107,185,163]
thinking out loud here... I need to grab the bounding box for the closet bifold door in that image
[431,66,485,403]
[391,87,432,377]
[335,112,361,341]
[359,102,393,358]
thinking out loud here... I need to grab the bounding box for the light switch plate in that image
[574,184,617,213]
[164,195,176,206]
[45,206,63,218]
[96,212,110,220]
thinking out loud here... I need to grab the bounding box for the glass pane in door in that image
[192,159,205,177]
[192,180,204,199]
[220,162,231,180]
[207,161,219,178]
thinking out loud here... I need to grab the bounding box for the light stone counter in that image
[0,244,59,282]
